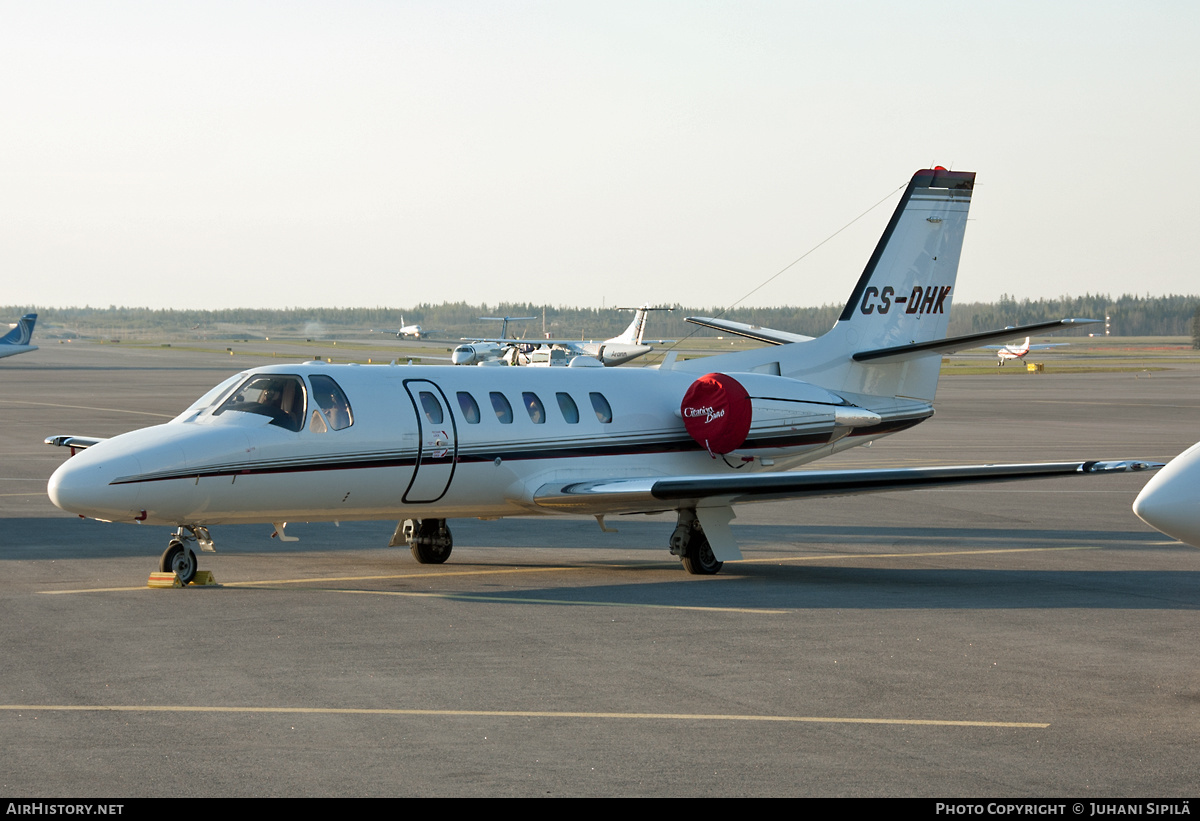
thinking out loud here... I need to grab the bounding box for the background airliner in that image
[45,169,1157,582]
[0,313,38,359]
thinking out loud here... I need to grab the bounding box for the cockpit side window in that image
[214,374,307,432]
[310,374,354,431]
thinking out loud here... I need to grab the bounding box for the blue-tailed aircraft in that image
[0,313,38,359]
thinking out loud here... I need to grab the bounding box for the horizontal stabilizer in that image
[534,460,1159,516]
[685,316,815,346]
[852,319,1100,363]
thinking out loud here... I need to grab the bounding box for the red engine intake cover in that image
[680,373,753,455]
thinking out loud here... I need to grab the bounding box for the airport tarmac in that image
[1,342,1197,797]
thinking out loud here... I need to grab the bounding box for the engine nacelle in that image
[679,372,881,455]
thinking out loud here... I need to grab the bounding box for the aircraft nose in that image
[47,448,144,522]
[1132,443,1200,548]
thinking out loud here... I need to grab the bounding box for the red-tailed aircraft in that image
[987,336,1067,366]
[46,169,1157,580]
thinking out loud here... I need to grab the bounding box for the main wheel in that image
[410,520,452,564]
[160,540,198,584]
[681,532,723,575]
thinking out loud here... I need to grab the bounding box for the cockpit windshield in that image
[213,374,307,432]
[171,372,248,424]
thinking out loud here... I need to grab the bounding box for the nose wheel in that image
[160,539,198,584]
[158,525,212,584]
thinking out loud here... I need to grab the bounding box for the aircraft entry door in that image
[402,379,458,504]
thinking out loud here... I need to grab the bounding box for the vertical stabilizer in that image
[814,167,974,399]
[1,313,37,346]
[678,168,975,402]
[609,307,648,345]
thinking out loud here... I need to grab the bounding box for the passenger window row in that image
[455,390,612,425]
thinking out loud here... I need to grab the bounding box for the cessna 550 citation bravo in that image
[46,168,1158,580]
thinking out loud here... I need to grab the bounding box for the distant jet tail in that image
[609,307,649,345]
[675,168,975,402]
[1,313,37,346]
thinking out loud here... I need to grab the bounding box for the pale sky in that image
[3,1,1197,311]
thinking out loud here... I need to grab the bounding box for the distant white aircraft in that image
[985,337,1066,366]
[45,168,1157,583]
[462,306,674,367]
[452,316,538,366]
[1133,441,1200,548]
[0,313,38,359]
[379,317,424,339]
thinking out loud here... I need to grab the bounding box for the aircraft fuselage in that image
[48,362,928,528]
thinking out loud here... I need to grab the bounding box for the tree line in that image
[3,294,1197,341]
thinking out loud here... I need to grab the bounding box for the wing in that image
[532,460,1159,564]
[533,460,1158,514]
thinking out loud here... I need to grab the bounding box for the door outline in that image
[402,379,459,504]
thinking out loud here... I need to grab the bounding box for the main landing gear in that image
[669,509,723,576]
[396,518,453,564]
[159,525,214,584]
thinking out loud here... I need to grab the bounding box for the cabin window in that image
[214,374,307,432]
[556,392,579,424]
[522,392,546,424]
[457,392,481,424]
[309,374,353,430]
[419,391,444,424]
[490,392,513,424]
[589,392,613,424]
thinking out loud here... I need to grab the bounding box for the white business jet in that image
[46,168,1158,582]
[0,313,38,359]
[1132,441,1200,548]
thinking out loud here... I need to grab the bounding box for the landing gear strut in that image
[669,509,723,575]
[400,518,453,564]
[159,525,214,584]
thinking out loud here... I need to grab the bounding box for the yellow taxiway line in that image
[0,704,1048,729]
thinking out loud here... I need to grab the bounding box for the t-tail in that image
[1,313,37,346]
[610,307,649,345]
[675,168,975,402]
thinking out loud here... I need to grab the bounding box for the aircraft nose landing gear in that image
[160,539,196,583]
[159,525,214,584]
[396,518,454,564]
